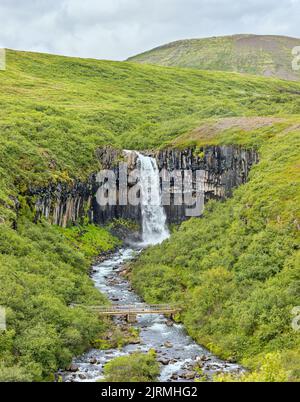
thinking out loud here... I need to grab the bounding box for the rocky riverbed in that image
[61,248,243,382]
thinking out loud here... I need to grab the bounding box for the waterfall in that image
[136,152,170,245]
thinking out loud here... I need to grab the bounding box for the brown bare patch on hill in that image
[173,117,285,145]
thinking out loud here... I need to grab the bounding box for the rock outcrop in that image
[154,146,258,223]
[28,146,258,227]
[28,179,96,227]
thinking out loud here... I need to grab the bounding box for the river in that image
[61,152,242,382]
[61,247,243,382]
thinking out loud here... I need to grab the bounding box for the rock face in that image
[28,179,96,227]
[28,146,258,227]
[154,146,258,223]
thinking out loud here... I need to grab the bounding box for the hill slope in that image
[128,34,300,81]
[131,117,300,381]
[0,50,299,381]
[2,49,300,222]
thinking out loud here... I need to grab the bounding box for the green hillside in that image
[131,118,300,381]
[1,49,300,222]
[0,49,299,381]
[128,34,300,81]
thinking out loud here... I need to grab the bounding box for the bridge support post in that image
[126,314,137,323]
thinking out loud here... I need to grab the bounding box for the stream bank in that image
[61,248,243,382]
[61,152,244,382]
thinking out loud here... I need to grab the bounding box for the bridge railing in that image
[70,303,181,313]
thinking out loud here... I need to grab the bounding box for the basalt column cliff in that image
[29,146,258,227]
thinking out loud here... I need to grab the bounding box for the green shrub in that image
[0,220,118,381]
[102,351,160,382]
[216,353,288,382]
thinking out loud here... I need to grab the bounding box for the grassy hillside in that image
[131,119,300,381]
[0,49,299,381]
[1,49,300,222]
[128,34,300,81]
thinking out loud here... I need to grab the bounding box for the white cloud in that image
[0,0,299,60]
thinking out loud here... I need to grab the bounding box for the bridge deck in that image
[72,304,180,316]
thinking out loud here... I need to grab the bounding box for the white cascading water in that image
[136,152,170,245]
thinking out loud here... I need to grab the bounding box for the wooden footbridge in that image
[72,304,181,323]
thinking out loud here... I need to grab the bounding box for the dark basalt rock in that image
[27,177,97,227]
[27,146,258,228]
[155,146,258,223]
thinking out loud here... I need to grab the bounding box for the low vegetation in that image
[0,219,119,381]
[57,224,121,258]
[102,351,160,382]
[216,353,288,382]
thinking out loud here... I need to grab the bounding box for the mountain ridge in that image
[128,34,300,81]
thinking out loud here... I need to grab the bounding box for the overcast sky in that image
[0,0,299,61]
